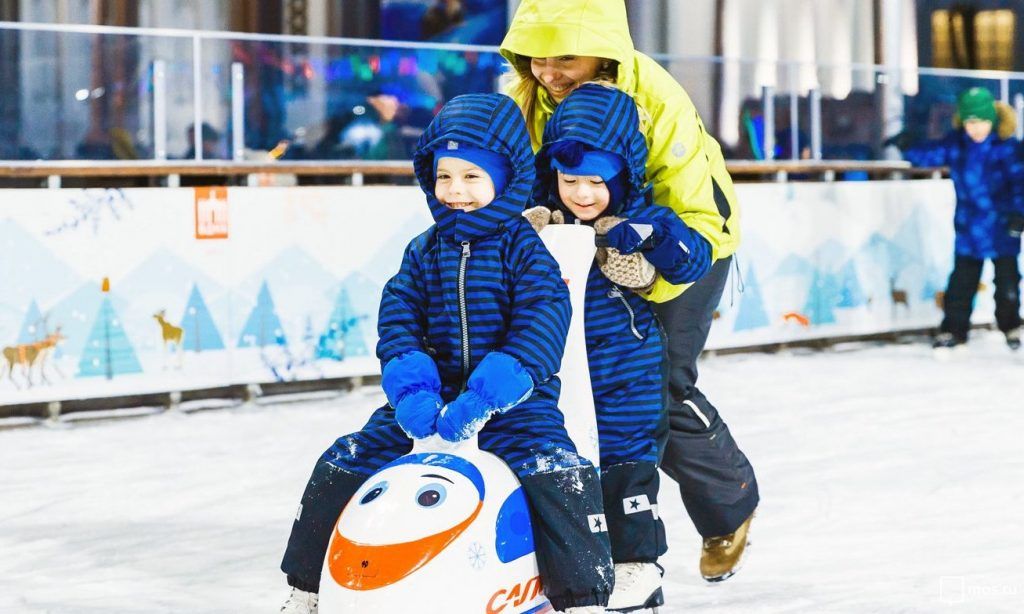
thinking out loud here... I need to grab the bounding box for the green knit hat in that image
[958,87,997,123]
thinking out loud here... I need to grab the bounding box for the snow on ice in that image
[1,332,1023,613]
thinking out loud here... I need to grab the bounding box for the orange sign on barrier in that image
[194,187,229,239]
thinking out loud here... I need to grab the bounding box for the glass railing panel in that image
[0,26,193,161]
[199,37,507,161]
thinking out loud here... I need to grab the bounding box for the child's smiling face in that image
[964,119,993,143]
[557,171,610,221]
[435,157,495,212]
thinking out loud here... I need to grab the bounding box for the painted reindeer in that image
[153,310,184,368]
[2,327,66,388]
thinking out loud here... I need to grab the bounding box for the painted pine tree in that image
[734,267,771,331]
[180,284,225,352]
[803,270,842,325]
[16,299,44,344]
[237,281,287,348]
[317,287,369,360]
[837,261,867,308]
[78,279,142,379]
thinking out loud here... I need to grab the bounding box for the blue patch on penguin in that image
[494,486,534,563]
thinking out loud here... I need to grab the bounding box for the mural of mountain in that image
[115,248,228,352]
[0,304,22,346]
[734,267,770,332]
[891,207,930,268]
[118,247,225,304]
[861,232,907,271]
[0,218,83,312]
[357,214,432,287]
[811,240,848,273]
[237,245,339,342]
[16,299,45,344]
[774,254,815,278]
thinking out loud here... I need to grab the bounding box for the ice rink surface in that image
[2,331,1022,613]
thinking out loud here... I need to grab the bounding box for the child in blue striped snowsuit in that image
[280,93,613,614]
[528,82,712,611]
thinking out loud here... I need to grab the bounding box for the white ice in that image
[1,331,1023,613]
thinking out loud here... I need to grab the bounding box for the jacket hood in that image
[499,0,637,95]
[953,101,1018,140]
[533,83,649,219]
[413,93,535,242]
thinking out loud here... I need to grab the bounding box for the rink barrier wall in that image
[0,159,943,188]
[0,375,380,424]
[0,179,1009,416]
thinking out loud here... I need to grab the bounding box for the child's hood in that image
[413,93,535,241]
[533,82,649,218]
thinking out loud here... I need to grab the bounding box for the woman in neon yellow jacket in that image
[501,0,759,603]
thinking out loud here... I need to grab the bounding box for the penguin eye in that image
[360,481,388,504]
[415,483,447,508]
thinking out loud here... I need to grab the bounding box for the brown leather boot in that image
[700,510,754,582]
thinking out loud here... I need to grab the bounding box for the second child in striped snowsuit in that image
[279,93,613,614]
[527,83,712,611]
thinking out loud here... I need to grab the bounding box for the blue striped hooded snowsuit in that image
[281,93,612,610]
[533,82,712,564]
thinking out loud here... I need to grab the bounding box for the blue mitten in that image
[381,351,443,439]
[605,217,659,254]
[436,352,534,442]
[607,216,710,282]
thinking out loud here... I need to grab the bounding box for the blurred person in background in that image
[183,122,225,160]
[421,0,464,39]
[893,86,1024,351]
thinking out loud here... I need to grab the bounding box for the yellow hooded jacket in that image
[500,0,741,302]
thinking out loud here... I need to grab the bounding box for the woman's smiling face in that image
[530,55,604,102]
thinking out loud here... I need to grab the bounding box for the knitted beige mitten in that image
[593,216,657,290]
[523,206,553,233]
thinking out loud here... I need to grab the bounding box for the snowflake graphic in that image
[467,542,487,570]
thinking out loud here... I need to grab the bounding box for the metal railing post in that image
[192,35,204,161]
[232,62,245,161]
[763,85,775,161]
[152,60,167,160]
[810,87,822,161]
[1016,93,1024,141]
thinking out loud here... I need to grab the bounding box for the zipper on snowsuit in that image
[458,240,472,391]
[608,286,644,340]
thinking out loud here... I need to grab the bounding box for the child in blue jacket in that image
[280,93,613,614]
[900,87,1024,349]
[527,82,712,611]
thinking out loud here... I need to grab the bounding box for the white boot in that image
[607,562,663,612]
[280,586,318,614]
[561,607,606,613]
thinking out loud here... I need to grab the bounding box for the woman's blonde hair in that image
[508,54,620,144]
